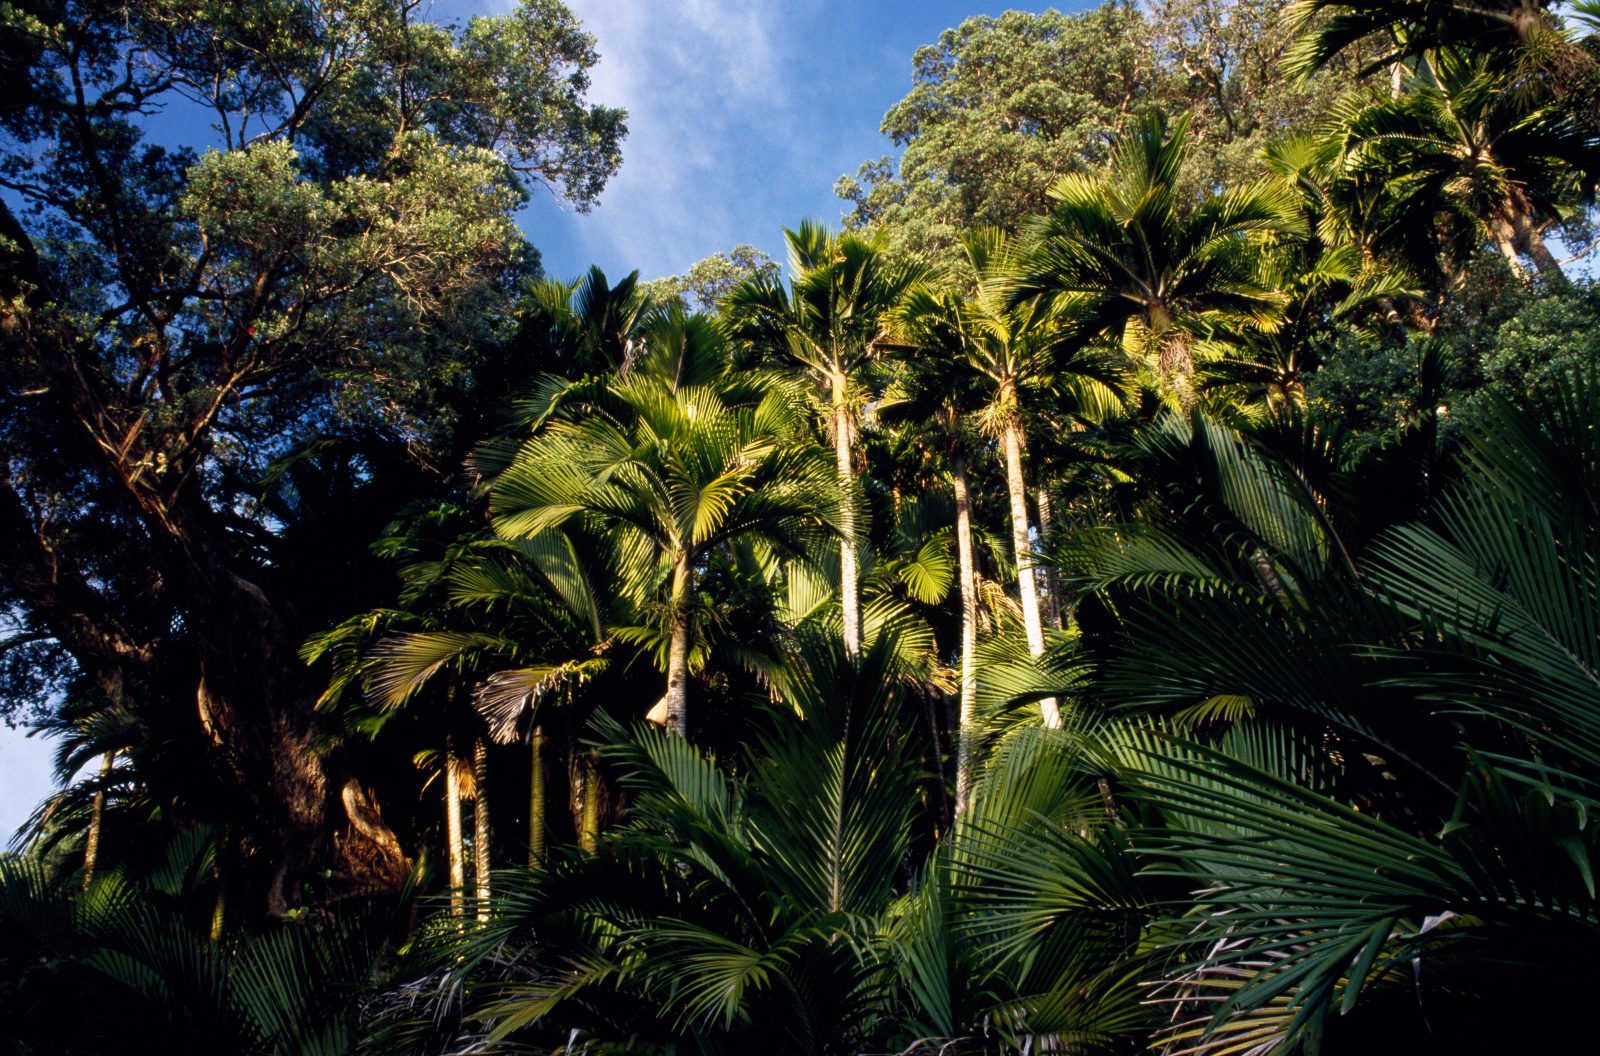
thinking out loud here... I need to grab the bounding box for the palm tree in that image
[395,629,932,1055]
[1011,114,1303,409]
[303,505,612,901]
[514,265,656,376]
[1317,50,1596,288]
[726,222,931,656]
[896,234,1127,729]
[489,311,835,736]
[1131,385,1600,1053]
[882,312,1026,764]
[0,835,400,1055]
[875,351,986,807]
[977,366,1600,1052]
[1286,0,1600,110]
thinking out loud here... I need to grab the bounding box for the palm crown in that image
[1012,114,1304,406]
[489,310,836,735]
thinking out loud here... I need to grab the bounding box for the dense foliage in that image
[4,1,1600,1054]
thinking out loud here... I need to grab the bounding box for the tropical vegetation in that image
[3,1,1599,1053]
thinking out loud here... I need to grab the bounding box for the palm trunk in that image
[952,455,980,814]
[209,876,226,942]
[1519,222,1568,285]
[1158,330,1198,408]
[528,725,546,867]
[1491,215,1531,280]
[81,750,114,889]
[473,737,491,923]
[665,552,693,736]
[444,735,465,919]
[1035,481,1063,630]
[1505,190,1570,289]
[999,381,1060,728]
[832,370,862,656]
[579,753,600,853]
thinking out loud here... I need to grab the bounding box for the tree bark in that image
[338,777,409,893]
[444,737,465,919]
[999,380,1060,728]
[952,456,980,814]
[473,737,491,924]
[664,552,694,736]
[0,133,414,917]
[832,371,862,656]
[528,726,546,868]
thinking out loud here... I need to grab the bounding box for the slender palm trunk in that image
[832,370,862,656]
[665,552,694,736]
[81,750,114,889]
[444,735,465,919]
[473,737,491,923]
[1518,221,1568,284]
[528,725,546,867]
[210,876,226,942]
[579,753,600,853]
[999,381,1060,728]
[952,455,980,814]
[1035,481,1063,630]
[1491,215,1531,280]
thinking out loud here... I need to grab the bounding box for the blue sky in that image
[1,0,1081,840]
[461,0,1075,282]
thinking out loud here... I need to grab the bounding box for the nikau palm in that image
[876,325,988,803]
[16,5,1600,1054]
[303,506,613,915]
[728,222,930,655]
[1320,49,1595,286]
[1013,114,1303,407]
[894,232,1125,729]
[490,312,834,735]
[391,631,933,1055]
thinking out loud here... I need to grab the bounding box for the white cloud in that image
[531,0,810,278]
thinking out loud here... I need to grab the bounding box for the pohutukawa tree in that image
[0,0,624,912]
